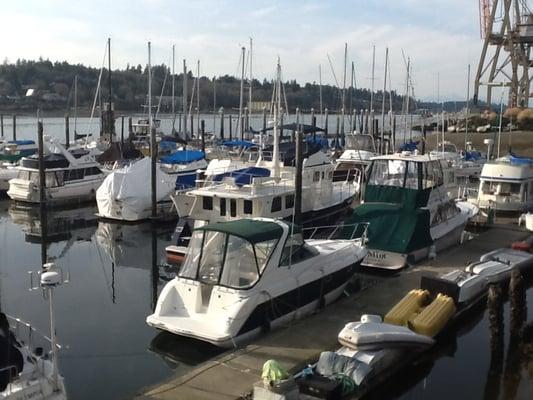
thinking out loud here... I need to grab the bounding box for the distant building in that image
[248,101,270,112]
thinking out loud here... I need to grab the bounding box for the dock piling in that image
[65,114,70,149]
[219,107,224,139]
[12,114,16,141]
[0,114,3,137]
[200,119,205,153]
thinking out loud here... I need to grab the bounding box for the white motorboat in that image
[7,136,105,205]
[344,152,478,270]
[96,150,207,222]
[466,247,533,283]
[0,140,38,192]
[171,142,357,225]
[147,218,367,347]
[468,152,533,216]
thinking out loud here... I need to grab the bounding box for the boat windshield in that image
[368,159,419,189]
[345,135,376,152]
[179,230,278,289]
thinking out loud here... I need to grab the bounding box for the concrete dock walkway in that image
[136,225,528,400]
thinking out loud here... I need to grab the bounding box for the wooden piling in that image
[312,115,317,142]
[12,114,16,141]
[422,123,426,155]
[121,116,125,144]
[151,124,157,218]
[293,108,299,142]
[229,115,233,141]
[262,107,267,133]
[65,114,70,149]
[37,119,47,264]
[335,113,340,148]
[280,110,284,142]
[0,114,3,137]
[128,116,133,139]
[219,107,225,140]
[324,108,329,136]
[295,127,303,226]
[190,114,194,137]
[200,119,205,153]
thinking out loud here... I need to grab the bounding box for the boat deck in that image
[135,224,529,400]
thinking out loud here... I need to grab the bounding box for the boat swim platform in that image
[135,224,529,400]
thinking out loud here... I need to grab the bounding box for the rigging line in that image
[87,42,108,141]
[94,236,114,303]
[155,63,170,120]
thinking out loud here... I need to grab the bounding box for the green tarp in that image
[195,219,286,244]
[342,202,433,254]
[364,185,431,209]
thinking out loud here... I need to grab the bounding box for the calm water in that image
[0,197,227,399]
[0,113,419,144]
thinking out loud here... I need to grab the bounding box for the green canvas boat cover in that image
[342,202,433,254]
[364,185,431,209]
[195,219,291,244]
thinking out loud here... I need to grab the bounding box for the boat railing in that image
[1,314,62,393]
[303,222,369,242]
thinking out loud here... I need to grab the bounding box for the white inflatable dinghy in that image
[338,321,435,351]
[437,270,488,304]
[465,259,512,283]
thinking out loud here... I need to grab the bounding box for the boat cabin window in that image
[203,196,213,210]
[423,161,444,189]
[85,167,101,176]
[17,170,38,183]
[230,199,237,217]
[220,198,226,216]
[280,232,318,266]
[482,181,522,196]
[404,161,419,189]
[313,171,320,182]
[243,200,253,215]
[179,230,278,289]
[368,160,410,188]
[285,194,295,209]
[65,168,85,181]
[271,196,282,212]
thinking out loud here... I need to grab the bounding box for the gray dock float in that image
[136,225,528,400]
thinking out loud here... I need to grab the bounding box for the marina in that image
[1,1,533,399]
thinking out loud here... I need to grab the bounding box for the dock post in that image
[487,285,504,375]
[65,114,70,149]
[312,114,317,142]
[295,125,303,226]
[37,118,48,263]
[190,114,194,137]
[121,116,125,145]
[293,108,299,143]
[422,124,426,155]
[228,114,232,141]
[219,107,224,140]
[262,106,267,142]
[200,119,205,153]
[244,107,249,137]
[352,109,357,133]
[280,109,284,142]
[151,123,157,219]
[324,108,329,137]
[335,113,340,149]
[509,270,526,340]
[128,116,133,139]
[0,114,3,137]
[12,114,16,141]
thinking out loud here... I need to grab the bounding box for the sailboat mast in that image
[148,43,152,142]
[319,64,323,125]
[74,75,78,135]
[465,64,471,149]
[183,59,187,134]
[341,43,347,135]
[381,47,388,154]
[370,45,375,113]
[404,58,410,141]
[197,60,200,132]
[238,46,245,139]
[107,37,112,110]
[249,38,253,112]
[171,45,175,133]
[273,58,281,179]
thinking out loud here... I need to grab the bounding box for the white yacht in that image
[172,142,357,225]
[468,153,533,216]
[96,150,207,222]
[343,152,478,269]
[0,140,38,192]
[147,218,367,347]
[8,136,105,205]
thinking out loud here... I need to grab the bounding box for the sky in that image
[0,0,483,101]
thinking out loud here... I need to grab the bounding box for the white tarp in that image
[96,157,176,221]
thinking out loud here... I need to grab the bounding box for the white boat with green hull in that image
[343,152,477,270]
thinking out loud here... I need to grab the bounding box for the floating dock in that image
[136,224,528,400]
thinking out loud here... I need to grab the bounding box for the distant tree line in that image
[0,58,459,114]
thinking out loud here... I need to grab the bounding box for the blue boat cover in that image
[463,150,483,161]
[160,150,205,164]
[222,140,258,148]
[508,151,533,165]
[213,167,270,186]
[159,140,178,151]
[8,140,35,145]
[399,140,419,152]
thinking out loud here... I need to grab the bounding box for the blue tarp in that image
[8,140,35,146]
[508,151,533,165]
[159,140,178,151]
[463,150,483,161]
[160,150,205,164]
[222,140,258,148]
[213,167,270,186]
[399,140,419,152]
